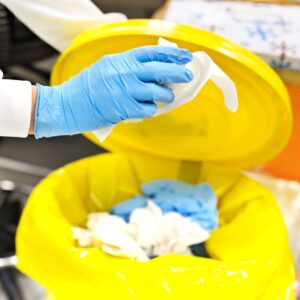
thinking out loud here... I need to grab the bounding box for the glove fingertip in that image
[180,49,193,62]
[143,102,157,117]
[185,69,194,81]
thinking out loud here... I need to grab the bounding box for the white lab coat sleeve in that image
[0,71,32,137]
[0,0,127,52]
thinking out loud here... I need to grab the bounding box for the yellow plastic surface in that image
[16,153,295,299]
[51,19,292,169]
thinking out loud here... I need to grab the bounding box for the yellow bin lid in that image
[51,19,292,169]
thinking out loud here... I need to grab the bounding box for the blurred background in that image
[0,0,299,299]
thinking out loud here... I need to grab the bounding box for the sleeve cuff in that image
[0,77,32,137]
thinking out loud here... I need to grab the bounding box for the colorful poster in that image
[165,0,300,70]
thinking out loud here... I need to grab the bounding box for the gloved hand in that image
[34,46,193,138]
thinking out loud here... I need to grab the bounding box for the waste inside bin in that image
[16,20,295,299]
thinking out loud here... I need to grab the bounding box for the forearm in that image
[0,45,193,139]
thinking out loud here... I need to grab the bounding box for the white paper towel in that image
[93,38,238,142]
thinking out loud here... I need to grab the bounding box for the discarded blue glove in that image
[34,46,193,138]
[111,179,218,231]
[111,195,147,222]
[142,180,218,230]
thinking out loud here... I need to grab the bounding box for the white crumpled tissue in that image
[73,200,210,261]
[93,38,238,142]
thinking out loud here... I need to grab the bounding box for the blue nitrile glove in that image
[34,46,193,138]
[142,180,218,230]
[111,195,147,222]
[111,179,218,231]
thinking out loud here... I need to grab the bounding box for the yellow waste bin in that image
[16,20,295,299]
